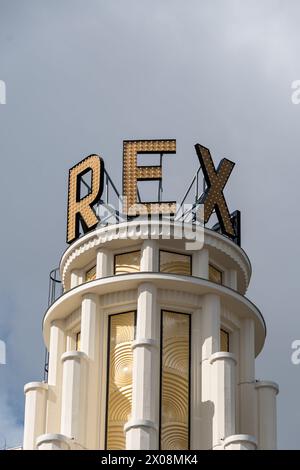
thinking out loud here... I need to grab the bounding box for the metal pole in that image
[158,153,163,202]
[104,169,120,197]
[175,174,196,217]
[106,173,109,204]
[196,168,199,202]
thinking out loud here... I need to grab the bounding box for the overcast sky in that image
[0,0,300,449]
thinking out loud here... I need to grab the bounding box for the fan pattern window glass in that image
[159,251,191,276]
[106,312,135,450]
[209,264,223,284]
[76,332,81,351]
[114,251,141,275]
[220,329,229,352]
[160,311,190,450]
[85,265,96,282]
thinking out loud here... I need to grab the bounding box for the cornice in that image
[60,221,251,293]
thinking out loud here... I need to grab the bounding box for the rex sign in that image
[66,140,237,245]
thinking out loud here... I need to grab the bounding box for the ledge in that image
[24,382,48,394]
[36,433,71,448]
[224,434,257,448]
[43,272,266,355]
[209,352,237,365]
[61,351,89,363]
[132,338,158,350]
[124,419,158,432]
[255,380,279,394]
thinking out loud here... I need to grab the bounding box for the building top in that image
[44,139,264,353]
[60,219,251,294]
[65,139,241,246]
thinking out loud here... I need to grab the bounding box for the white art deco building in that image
[23,218,278,450]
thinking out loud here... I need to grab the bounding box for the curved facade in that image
[23,220,278,450]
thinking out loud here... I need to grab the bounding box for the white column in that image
[192,248,209,278]
[70,269,84,288]
[23,382,48,449]
[224,434,257,450]
[255,381,279,449]
[239,318,257,437]
[60,351,88,446]
[199,294,220,449]
[224,269,237,290]
[96,248,112,278]
[36,433,71,450]
[140,239,158,272]
[80,293,101,448]
[66,333,76,351]
[46,320,65,433]
[125,282,159,450]
[201,294,220,401]
[210,352,237,449]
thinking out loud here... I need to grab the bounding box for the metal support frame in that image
[45,268,63,382]
[211,210,241,246]
[78,160,240,242]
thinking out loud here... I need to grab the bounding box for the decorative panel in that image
[161,311,190,450]
[106,312,135,449]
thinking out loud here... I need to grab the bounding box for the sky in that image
[0,0,299,449]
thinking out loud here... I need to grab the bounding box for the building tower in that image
[23,141,279,450]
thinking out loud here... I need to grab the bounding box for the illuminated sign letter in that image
[67,154,104,244]
[195,144,235,237]
[123,139,177,216]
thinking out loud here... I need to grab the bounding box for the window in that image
[106,312,136,450]
[220,329,229,352]
[159,251,192,276]
[209,264,223,285]
[85,265,96,282]
[114,251,141,275]
[160,311,190,450]
[76,332,81,351]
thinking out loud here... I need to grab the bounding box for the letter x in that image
[195,144,235,238]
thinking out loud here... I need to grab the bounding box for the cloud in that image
[0,387,23,449]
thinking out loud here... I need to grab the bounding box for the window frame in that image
[208,263,223,285]
[113,250,141,276]
[75,331,81,351]
[159,249,192,276]
[220,328,230,352]
[105,310,137,450]
[85,264,96,282]
[159,309,191,451]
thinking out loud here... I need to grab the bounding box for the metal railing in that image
[44,268,63,382]
[48,268,63,307]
